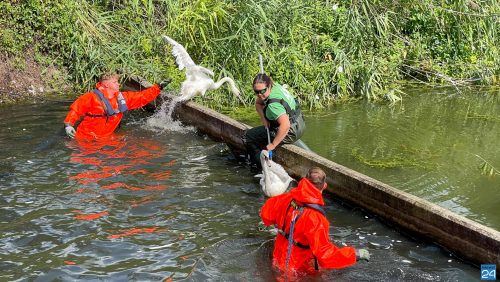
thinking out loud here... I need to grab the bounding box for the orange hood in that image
[290,178,325,206]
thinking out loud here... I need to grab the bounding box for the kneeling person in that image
[244,73,305,166]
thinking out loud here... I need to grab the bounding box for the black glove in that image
[158,79,172,90]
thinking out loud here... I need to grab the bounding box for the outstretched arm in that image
[306,214,357,269]
[122,84,161,110]
[64,93,94,126]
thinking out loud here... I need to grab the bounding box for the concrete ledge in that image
[274,145,500,267]
[125,78,500,267]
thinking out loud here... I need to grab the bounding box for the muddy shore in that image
[0,52,73,104]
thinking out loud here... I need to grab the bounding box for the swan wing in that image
[163,35,196,70]
[186,65,213,80]
[264,172,288,197]
[260,176,266,192]
[270,162,293,185]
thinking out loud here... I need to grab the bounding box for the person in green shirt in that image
[244,73,306,166]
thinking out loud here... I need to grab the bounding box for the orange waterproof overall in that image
[64,82,160,139]
[261,178,357,276]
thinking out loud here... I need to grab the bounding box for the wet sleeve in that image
[260,197,280,226]
[306,213,357,269]
[122,84,161,110]
[64,94,93,125]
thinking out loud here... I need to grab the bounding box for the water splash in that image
[145,93,194,133]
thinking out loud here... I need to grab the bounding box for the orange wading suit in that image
[260,178,357,276]
[64,82,161,139]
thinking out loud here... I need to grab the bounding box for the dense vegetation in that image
[1,0,498,107]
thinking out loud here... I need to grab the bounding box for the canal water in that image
[233,86,499,230]
[0,99,481,281]
[301,87,500,231]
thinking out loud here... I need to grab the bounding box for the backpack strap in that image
[280,199,325,272]
[277,199,326,250]
[302,203,326,217]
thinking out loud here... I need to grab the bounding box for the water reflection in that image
[0,101,479,281]
[302,87,500,229]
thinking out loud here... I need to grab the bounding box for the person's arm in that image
[63,94,93,126]
[122,84,161,110]
[255,98,269,127]
[306,214,357,269]
[63,94,96,138]
[260,196,280,226]
[266,114,290,151]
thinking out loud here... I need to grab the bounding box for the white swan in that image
[257,150,293,197]
[163,35,244,104]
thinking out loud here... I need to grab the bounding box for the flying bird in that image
[257,150,293,197]
[163,35,244,104]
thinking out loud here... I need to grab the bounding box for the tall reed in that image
[1,0,498,106]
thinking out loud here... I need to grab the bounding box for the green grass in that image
[1,0,498,106]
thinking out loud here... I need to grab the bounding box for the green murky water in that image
[235,87,499,230]
[301,87,500,230]
[0,96,487,281]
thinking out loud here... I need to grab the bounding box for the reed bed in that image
[1,0,498,107]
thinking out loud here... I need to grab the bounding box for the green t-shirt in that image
[264,83,297,121]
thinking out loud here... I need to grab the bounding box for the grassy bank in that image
[1,0,498,107]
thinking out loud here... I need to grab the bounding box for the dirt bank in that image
[0,50,73,104]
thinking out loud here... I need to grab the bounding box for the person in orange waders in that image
[260,166,370,280]
[63,72,171,140]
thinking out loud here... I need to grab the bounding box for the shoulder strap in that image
[92,89,116,116]
[278,199,326,249]
[265,98,292,114]
[280,199,325,272]
[116,92,128,113]
[264,98,301,124]
[303,203,326,216]
[280,199,326,231]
